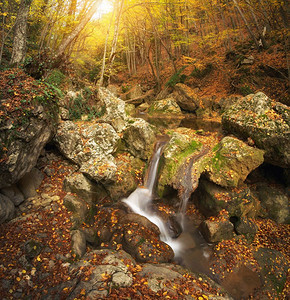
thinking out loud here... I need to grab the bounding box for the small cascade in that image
[122,137,183,255]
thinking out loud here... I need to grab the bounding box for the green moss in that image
[45,69,66,88]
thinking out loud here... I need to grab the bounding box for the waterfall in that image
[122,138,183,255]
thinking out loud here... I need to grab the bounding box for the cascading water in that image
[122,138,183,255]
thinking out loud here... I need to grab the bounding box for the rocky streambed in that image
[0,73,289,299]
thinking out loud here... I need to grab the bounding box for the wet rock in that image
[0,193,15,223]
[205,136,264,187]
[54,121,119,182]
[196,179,261,219]
[1,184,24,206]
[71,230,86,258]
[17,168,44,199]
[252,184,289,224]
[174,83,199,111]
[98,87,128,132]
[222,92,290,167]
[200,217,235,243]
[63,172,107,204]
[123,118,156,159]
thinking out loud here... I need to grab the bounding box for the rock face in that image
[54,121,119,183]
[98,87,128,132]
[174,83,199,111]
[123,119,156,159]
[205,136,264,187]
[0,107,52,189]
[222,92,290,167]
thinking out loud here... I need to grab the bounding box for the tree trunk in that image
[10,0,33,66]
[232,0,260,49]
[54,0,101,62]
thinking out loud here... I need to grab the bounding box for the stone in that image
[200,218,235,243]
[0,193,15,223]
[148,98,182,115]
[59,107,70,120]
[71,230,86,258]
[222,92,290,167]
[157,131,206,197]
[253,184,289,224]
[63,194,88,225]
[63,172,107,204]
[205,136,264,187]
[98,87,128,132]
[123,118,156,159]
[54,121,119,183]
[196,179,261,219]
[235,217,258,241]
[174,83,199,111]
[17,168,44,199]
[1,184,25,206]
[0,109,52,188]
[122,84,143,100]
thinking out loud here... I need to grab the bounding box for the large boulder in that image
[174,83,199,111]
[222,92,290,167]
[54,121,119,183]
[157,130,209,197]
[0,184,24,206]
[123,119,156,159]
[148,98,182,115]
[0,69,56,189]
[98,87,128,132]
[205,136,264,187]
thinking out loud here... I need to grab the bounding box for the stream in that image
[122,137,213,278]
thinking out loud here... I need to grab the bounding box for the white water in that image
[122,141,183,256]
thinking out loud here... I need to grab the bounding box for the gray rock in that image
[71,230,86,258]
[54,121,119,183]
[63,172,107,204]
[0,193,15,223]
[63,194,88,224]
[222,92,290,167]
[17,168,44,199]
[200,218,235,243]
[98,87,128,132]
[123,118,155,159]
[0,105,52,188]
[253,184,289,224]
[205,136,264,187]
[1,184,25,206]
[174,83,199,111]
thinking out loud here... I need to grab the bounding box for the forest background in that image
[0,0,289,104]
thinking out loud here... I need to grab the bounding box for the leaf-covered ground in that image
[0,150,289,299]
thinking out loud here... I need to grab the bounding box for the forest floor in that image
[116,42,289,106]
[0,151,289,299]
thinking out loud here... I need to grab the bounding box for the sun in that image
[93,0,114,19]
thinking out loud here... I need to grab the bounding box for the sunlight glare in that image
[93,0,114,19]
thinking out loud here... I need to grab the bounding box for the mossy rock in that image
[157,131,204,197]
[205,136,264,187]
[148,98,182,115]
